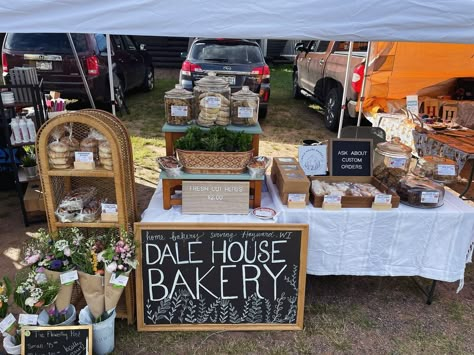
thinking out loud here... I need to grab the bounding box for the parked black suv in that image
[179,38,270,118]
[2,33,154,102]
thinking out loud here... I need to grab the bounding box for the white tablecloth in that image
[141,178,474,287]
[267,180,474,286]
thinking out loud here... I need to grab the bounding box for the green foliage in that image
[174,126,252,152]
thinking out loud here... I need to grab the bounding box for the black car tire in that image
[115,79,130,115]
[324,88,342,132]
[259,106,268,120]
[293,71,303,99]
[142,66,154,92]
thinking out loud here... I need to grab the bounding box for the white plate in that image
[252,207,277,219]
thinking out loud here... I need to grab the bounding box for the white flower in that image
[25,297,38,307]
[16,285,25,294]
[55,240,69,251]
[63,247,71,257]
[106,261,117,273]
[35,272,47,284]
[97,251,105,263]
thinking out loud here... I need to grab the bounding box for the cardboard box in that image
[23,182,45,212]
[271,157,299,183]
[275,165,310,205]
[309,176,400,208]
[49,91,61,99]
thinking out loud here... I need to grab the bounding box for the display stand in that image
[0,83,48,226]
[36,110,137,324]
[162,122,263,156]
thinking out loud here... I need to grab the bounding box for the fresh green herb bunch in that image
[175,126,252,152]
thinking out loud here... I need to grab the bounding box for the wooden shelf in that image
[55,221,120,228]
[47,167,114,177]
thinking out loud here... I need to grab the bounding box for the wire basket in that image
[176,149,253,174]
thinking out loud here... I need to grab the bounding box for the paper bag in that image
[104,270,129,312]
[43,269,73,312]
[77,271,105,319]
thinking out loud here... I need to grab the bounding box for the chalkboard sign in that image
[21,325,92,355]
[135,223,308,331]
[329,138,372,176]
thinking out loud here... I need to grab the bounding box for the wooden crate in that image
[309,176,400,208]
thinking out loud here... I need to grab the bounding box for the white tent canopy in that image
[1,0,474,43]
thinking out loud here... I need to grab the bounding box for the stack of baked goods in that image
[80,136,99,160]
[98,141,113,170]
[48,140,73,169]
[197,93,231,127]
[60,135,80,160]
[55,186,98,222]
[311,180,383,197]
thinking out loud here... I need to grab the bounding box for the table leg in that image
[252,135,260,156]
[411,277,437,305]
[253,180,262,208]
[162,179,172,210]
[459,160,474,200]
[165,133,174,156]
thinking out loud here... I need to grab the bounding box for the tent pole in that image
[357,41,372,126]
[66,33,95,109]
[337,41,354,138]
[106,34,116,116]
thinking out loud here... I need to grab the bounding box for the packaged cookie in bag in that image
[60,123,80,160]
[48,124,73,169]
[98,141,113,170]
[75,198,101,222]
[58,186,97,212]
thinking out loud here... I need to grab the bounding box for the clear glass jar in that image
[193,72,231,127]
[412,156,458,183]
[396,175,445,208]
[373,137,412,189]
[164,84,194,125]
[231,86,259,125]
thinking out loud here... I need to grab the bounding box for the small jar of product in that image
[396,175,445,208]
[373,137,412,189]
[164,84,194,125]
[412,156,458,184]
[231,86,259,125]
[193,72,231,127]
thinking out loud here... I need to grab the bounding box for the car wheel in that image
[258,106,268,120]
[115,79,130,115]
[293,71,303,99]
[324,88,342,132]
[142,67,154,92]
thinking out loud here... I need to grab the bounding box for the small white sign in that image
[0,314,16,332]
[277,158,295,163]
[60,270,79,285]
[237,107,254,118]
[203,96,221,108]
[110,273,129,287]
[19,314,38,326]
[288,193,306,202]
[324,195,342,204]
[406,95,419,116]
[374,194,392,204]
[101,203,118,214]
[75,151,94,163]
[388,157,407,169]
[171,105,188,117]
[437,164,456,176]
[298,145,327,175]
[421,191,440,204]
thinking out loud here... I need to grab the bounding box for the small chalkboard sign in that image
[329,138,372,176]
[135,223,308,331]
[21,325,92,355]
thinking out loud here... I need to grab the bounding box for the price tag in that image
[288,193,306,202]
[324,195,342,204]
[203,96,221,108]
[374,194,392,204]
[110,273,129,287]
[60,270,78,285]
[237,107,254,118]
[421,191,440,203]
[74,151,94,163]
[282,165,298,170]
[101,203,118,213]
[0,314,16,333]
[171,105,188,117]
[19,314,38,326]
[277,158,295,163]
[388,157,407,168]
[437,164,456,176]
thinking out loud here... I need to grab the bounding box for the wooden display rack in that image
[36,110,137,324]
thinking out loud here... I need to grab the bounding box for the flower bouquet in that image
[0,276,12,318]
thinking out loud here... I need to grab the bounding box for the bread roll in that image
[49,141,69,153]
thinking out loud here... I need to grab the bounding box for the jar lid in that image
[195,72,229,88]
[398,174,444,191]
[375,137,412,158]
[423,156,456,166]
[232,86,258,99]
[165,84,194,98]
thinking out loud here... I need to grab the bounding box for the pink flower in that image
[64,247,71,257]
[115,246,121,253]
[118,264,124,270]
[26,254,40,265]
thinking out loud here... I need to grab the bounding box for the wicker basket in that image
[176,149,253,174]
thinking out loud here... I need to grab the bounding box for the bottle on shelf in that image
[10,117,22,144]
[19,117,30,143]
[26,117,36,142]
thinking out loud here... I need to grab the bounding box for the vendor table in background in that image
[162,123,263,156]
[267,180,474,286]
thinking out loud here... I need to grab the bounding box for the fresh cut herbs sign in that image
[135,223,308,331]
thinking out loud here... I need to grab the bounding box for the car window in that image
[95,34,107,53]
[122,36,137,51]
[315,41,330,53]
[334,41,368,52]
[190,41,264,64]
[5,33,89,53]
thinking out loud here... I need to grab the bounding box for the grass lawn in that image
[112,66,474,354]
